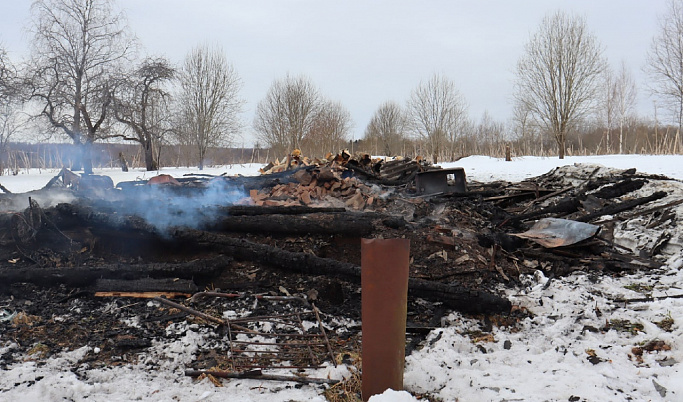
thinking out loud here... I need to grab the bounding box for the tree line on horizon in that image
[2,0,683,175]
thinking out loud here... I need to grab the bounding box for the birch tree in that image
[176,45,243,170]
[514,11,606,159]
[304,100,352,156]
[646,0,683,147]
[407,73,468,162]
[612,62,637,154]
[364,101,408,156]
[254,74,321,156]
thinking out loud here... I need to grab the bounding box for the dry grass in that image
[323,352,362,402]
[11,311,41,328]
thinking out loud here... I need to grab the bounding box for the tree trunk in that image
[83,141,94,175]
[71,141,83,172]
[144,140,158,171]
[558,133,566,159]
[119,152,129,172]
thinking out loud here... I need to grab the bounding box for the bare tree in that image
[0,48,27,175]
[0,104,20,176]
[613,62,638,154]
[0,46,16,102]
[364,101,408,156]
[600,62,638,154]
[407,73,468,163]
[646,0,683,146]
[514,11,607,159]
[511,101,544,156]
[176,45,243,170]
[254,74,321,156]
[600,68,618,153]
[26,0,136,174]
[304,100,353,156]
[113,57,175,171]
[475,111,506,156]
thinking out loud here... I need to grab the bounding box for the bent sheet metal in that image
[513,218,601,248]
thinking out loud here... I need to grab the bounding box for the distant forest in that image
[1,142,268,174]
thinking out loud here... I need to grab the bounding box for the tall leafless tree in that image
[646,0,683,147]
[0,47,24,175]
[26,0,136,174]
[0,46,16,102]
[176,45,243,170]
[612,62,638,154]
[475,111,506,156]
[601,68,618,153]
[407,73,468,163]
[510,101,544,156]
[304,100,353,156]
[254,74,321,156]
[514,11,606,159]
[364,101,408,156]
[113,57,175,171]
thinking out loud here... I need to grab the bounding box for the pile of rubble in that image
[250,150,456,210]
[1,152,682,396]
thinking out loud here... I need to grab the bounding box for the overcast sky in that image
[0,1,672,145]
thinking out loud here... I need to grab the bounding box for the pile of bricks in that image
[249,166,378,211]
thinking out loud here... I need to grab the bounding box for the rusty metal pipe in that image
[361,238,410,401]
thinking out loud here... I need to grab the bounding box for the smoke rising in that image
[116,178,246,233]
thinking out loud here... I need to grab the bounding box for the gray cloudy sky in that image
[0,1,672,145]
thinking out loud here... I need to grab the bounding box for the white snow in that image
[1,155,682,401]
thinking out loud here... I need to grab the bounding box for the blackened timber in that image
[219,205,346,216]
[95,278,198,293]
[170,229,511,314]
[184,369,340,385]
[575,191,668,222]
[589,178,646,199]
[0,256,230,290]
[505,195,585,225]
[207,212,377,236]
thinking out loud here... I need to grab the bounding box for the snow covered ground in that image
[0,154,682,401]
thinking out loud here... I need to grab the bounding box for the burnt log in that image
[0,256,231,291]
[575,191,668,222]
[207,212,378,236]
[507,195,585,224]
[588,178,646,199]
[51,200,382,237]
[219,205,347,216]
[170,229,511,314]
[94,278,198,293]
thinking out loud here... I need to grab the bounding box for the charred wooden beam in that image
[184,369,340,385]
[95,278,198,293]
[170,229,511,314]
[589,178,646,199]
[219,205,347,216]
[506,195,585,225]
[0,256,231,290]
[207,212,378,236]
[575,191,668,222]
